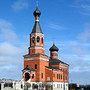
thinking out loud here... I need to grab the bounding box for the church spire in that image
[31,7,43,33]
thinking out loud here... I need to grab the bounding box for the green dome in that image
[49,43,59,51]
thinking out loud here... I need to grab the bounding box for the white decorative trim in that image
[30,46,44,49]
[39,57,49,61]
[31,33,44,36]
[35,19,39,22]
[25,57,49,61]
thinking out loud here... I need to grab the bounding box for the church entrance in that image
[25,73,30,81]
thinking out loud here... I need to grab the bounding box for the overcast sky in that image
[0,0,90,84]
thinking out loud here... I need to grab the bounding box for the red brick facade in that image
[23,7,69,87]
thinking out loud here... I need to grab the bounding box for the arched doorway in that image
[25,73,30,81]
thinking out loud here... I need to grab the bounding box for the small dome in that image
[49,43,59,51]
[33,7,41,17]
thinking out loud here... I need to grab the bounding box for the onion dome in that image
[33,7,41,17]
[49,43,59,51]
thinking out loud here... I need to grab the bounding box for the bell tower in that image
[29,7,44,55]
[23,4,69,89]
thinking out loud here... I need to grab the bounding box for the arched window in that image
[61,74,62,79]
[51,53,54,56]
[35,64,37,69]
[32,74,34,79]
[59,74,60,79]
[32,37,35,44]
[37,36,40,42]
[41,37,43,44]
[55,53,58,56]
[41,73,43,78]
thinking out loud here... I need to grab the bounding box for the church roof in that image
[24,53,49,58]
[22,65,35,71]
[45,66,62,70]
[49,43,59,51]
[31,21,43,33]
[49,59,69,66]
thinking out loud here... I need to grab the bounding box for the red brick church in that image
[22,7,69,90]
